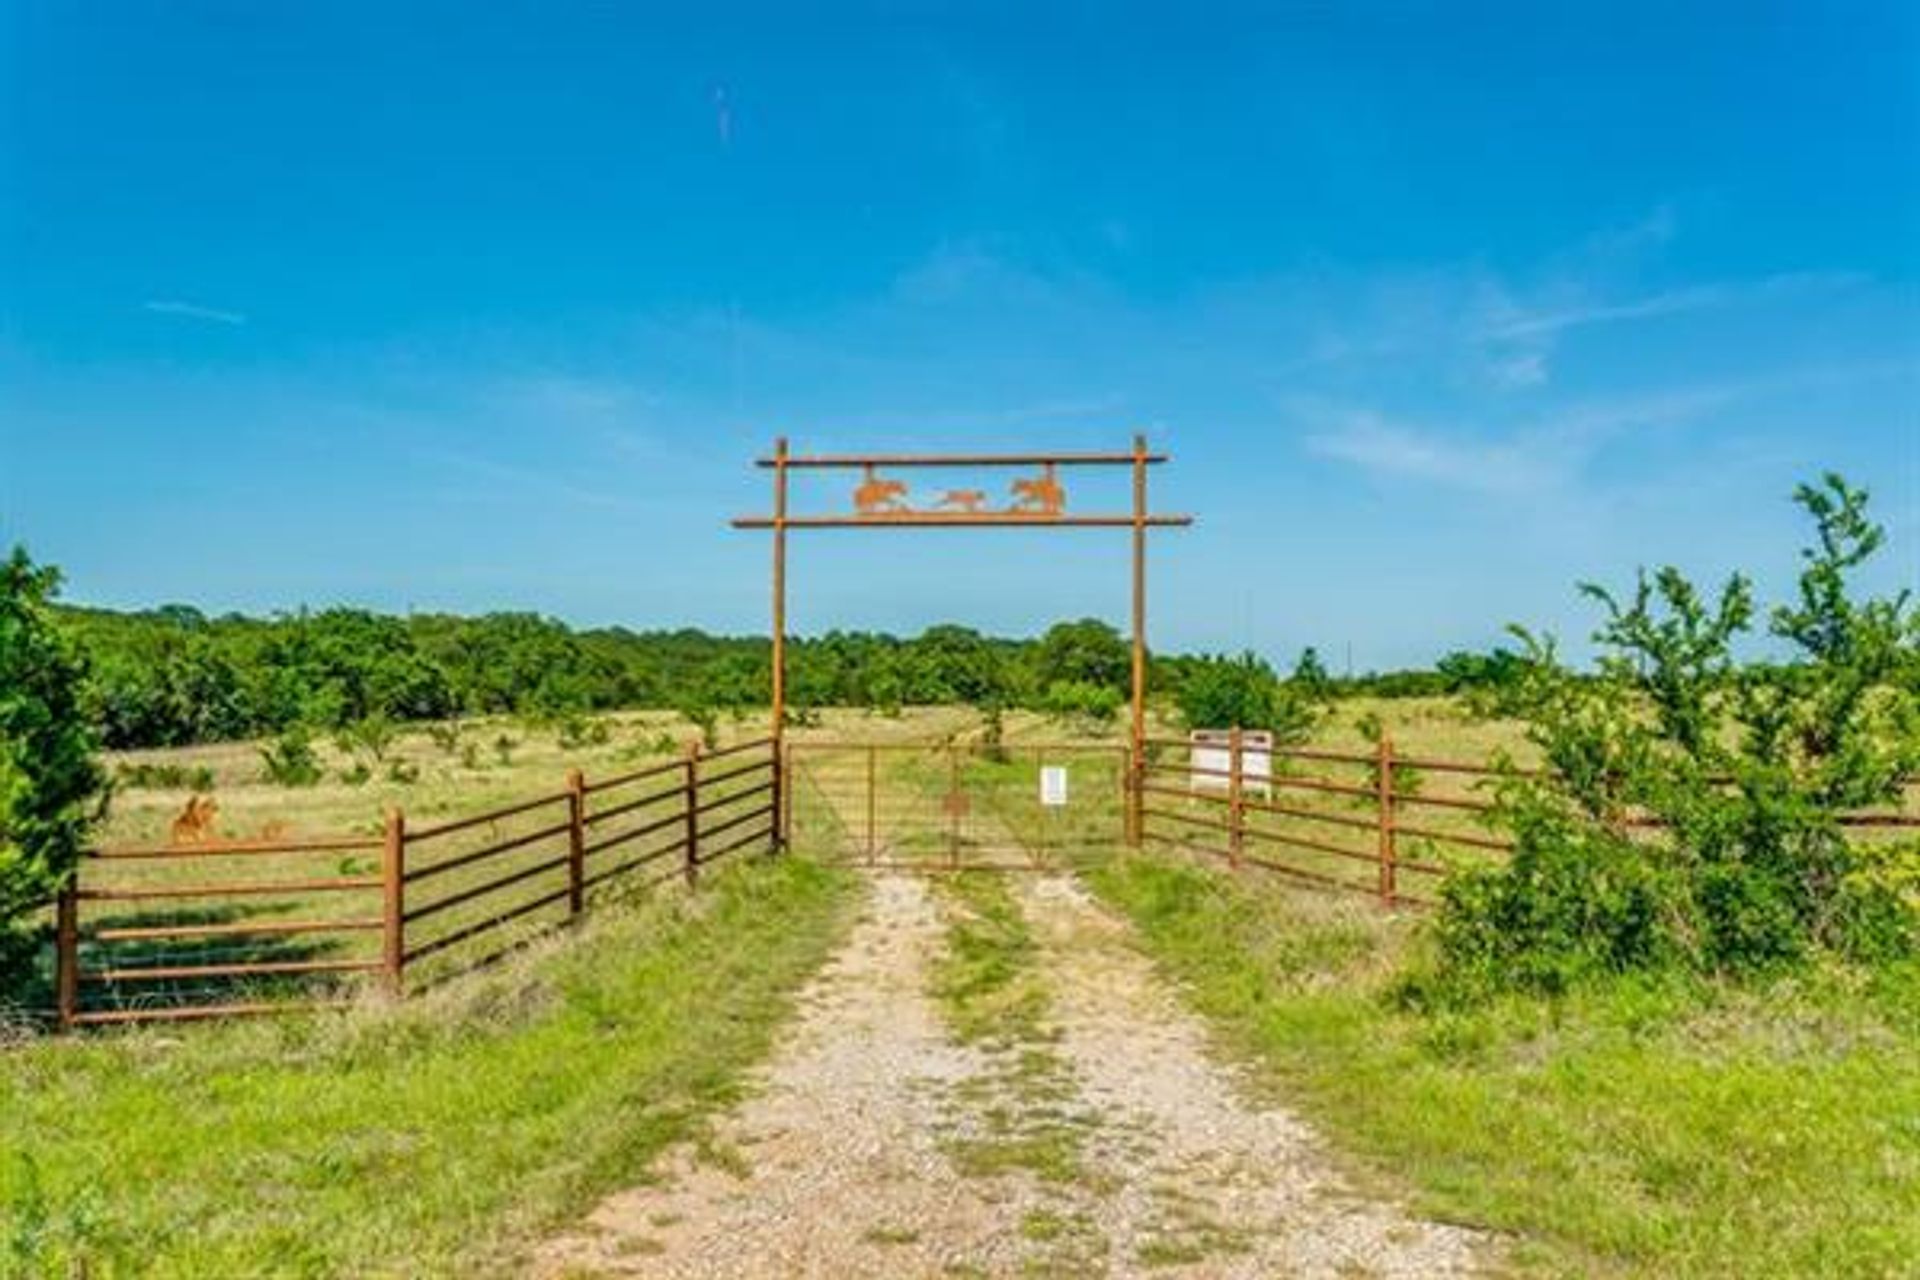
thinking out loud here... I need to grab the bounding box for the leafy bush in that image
[1,548,107,940]
[1430,475,1920,999]
[114,762,216,792]
[425,720,464,756]
[1038,679,1122,733]
[678,702,719,750]
[259,726,323,787]
[1174,651,1319,744]
[335,714,397,764]
[1291,646,1334,700]
[555,715,611,749]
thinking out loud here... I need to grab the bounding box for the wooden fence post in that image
[55,879,78,1032]
[566,768,587,915]
[1228,726,1245,871]
[382,807,407,996]
[683,741,702,890]
[1376,730,1397,905]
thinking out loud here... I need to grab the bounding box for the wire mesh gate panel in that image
[789,742,1126,869]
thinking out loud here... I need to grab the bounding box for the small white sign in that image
[1039,765,1069,807]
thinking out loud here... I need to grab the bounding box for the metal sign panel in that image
[1189,729,1273,798]
[1040,765,1069,807]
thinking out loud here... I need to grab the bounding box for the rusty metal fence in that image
[55,739,780,1029]
[1135,731,1920,908]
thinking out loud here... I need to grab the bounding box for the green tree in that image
[1033,619,1130,695]
[1,548,107,938]
[1174,651,1319,743]
[1291,646,1334,699]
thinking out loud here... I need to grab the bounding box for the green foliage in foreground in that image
[1436,475,1919,997]
[0,547,106,948]
[1087,854,1920,1279]
[0,856,855,1278]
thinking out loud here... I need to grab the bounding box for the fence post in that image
[382,807,407,996]
[775,740,791,854]
[683,741,702,890]
[1228,726,1245,871]
[1121,744,1136,844]
[1376,730,1397,905]
[566,768,587,915]
[55,879,78,1032]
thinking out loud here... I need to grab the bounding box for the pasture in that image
[6,696,1916,1276]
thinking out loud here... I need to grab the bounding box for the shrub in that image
[1,548,108,941]
[114,762,216,792]
[259,726,323,787]
[1174,651,1319,744]
[1038,679,1122,733]
[678,702,719,750]
[555,715,611,749]
[335,714,397,764]
[1429,475,1920,1000]
[425,720,464,756]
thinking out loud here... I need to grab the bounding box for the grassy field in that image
[1084,853,1920,1279]
[1,855,857,1277]
[92,697,1532,846]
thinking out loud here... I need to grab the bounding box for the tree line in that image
[51,604,1534,751]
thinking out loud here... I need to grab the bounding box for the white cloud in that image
[142,299,247,326]
[1304,410,1559,494]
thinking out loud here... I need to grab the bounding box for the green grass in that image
[1083,852,1920,1279]
[1,855,857,1278]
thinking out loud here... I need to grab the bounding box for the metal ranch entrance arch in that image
[731,436,1193,849]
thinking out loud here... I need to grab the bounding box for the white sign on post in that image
[1039,765,1069,807]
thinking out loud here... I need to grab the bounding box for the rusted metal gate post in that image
[1228,727,1245,870]
[55,880,79,1031]
[1376,731,1397,904]
[382,807,407,995]
[683,741,702,889]
[775,741,791,854]
[769,438,789,844]
[566,768,587,914]
[1128,433,1149,847]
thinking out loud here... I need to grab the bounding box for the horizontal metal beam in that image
[732,513,1193,529]
[756,450,1168,469]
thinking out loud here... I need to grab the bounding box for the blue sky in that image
[3,2,1916,669]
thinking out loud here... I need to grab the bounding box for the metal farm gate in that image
[788,742,1127,870]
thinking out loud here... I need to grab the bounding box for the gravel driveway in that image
[531,872,1490,1278]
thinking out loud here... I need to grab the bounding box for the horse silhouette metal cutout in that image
[852,465,911,516]
[1009,462,1066,516]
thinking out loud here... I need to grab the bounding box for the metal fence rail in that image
[1132,730,1920,908]
[56,739,781,1029]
